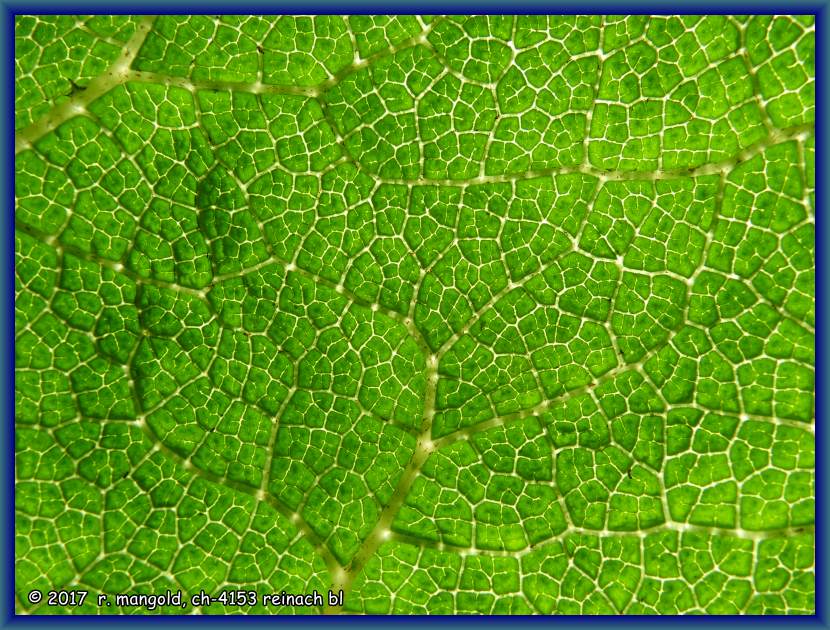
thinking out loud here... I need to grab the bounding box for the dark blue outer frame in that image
[2,2,827,626]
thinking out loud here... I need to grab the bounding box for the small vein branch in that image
[15,15,157,153]
[325,354,440,613]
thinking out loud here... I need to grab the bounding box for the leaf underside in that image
[15,14,815,615]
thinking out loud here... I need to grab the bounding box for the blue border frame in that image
[814,1,826,625]
[3,3,827,626]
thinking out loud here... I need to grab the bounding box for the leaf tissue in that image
[14,14,815,615]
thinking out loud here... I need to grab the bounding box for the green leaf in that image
[15,14,814,615]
